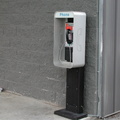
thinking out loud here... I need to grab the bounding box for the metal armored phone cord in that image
[69,45,72,62]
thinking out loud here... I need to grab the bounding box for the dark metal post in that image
[54,67,87,120]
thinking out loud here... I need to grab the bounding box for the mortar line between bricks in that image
[1,67,63,82]
[0,23,52,26]
[0,52,54,67]
[0,24,96,29]
[0,46,53,54]
[0,78,58,94]
[0,46,53,55]
[0,24,53,27]
[0,59,62,82]
[0,13,53,15]
[1,59,54,68]
[0,68,63,84]
[0,57,43,67]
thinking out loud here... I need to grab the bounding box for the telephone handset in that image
[66,29,73,44]
[65,23,73,62]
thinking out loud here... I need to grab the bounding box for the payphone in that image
[53,11,87,120]
[54,11,86,68]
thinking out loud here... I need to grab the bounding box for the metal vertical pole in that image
[54,67,87,120]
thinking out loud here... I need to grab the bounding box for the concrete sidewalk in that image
[0,92,68,120]
[0,92,119,120]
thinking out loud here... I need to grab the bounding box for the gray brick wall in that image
[0,0,99,114]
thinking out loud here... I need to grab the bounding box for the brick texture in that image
[0,0,99,114]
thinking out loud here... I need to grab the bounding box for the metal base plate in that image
[54,109,87,120]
